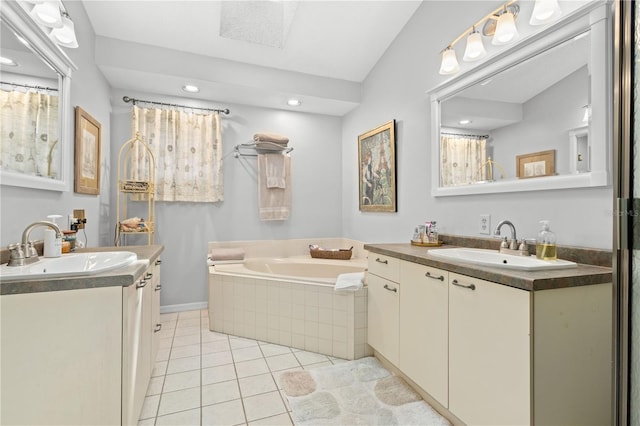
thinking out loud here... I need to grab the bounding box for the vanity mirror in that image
[429,2,611,197]
[0,1,76,191]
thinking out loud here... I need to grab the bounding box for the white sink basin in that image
[428,248,577,271]
[0,251,138,280]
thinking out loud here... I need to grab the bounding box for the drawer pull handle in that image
[155,283,162,291]
[425,272,445,281]
[375,258,389,264]
[383,284,397,293]
[136,279,147,289]
[145,272,153,280]
[452,279,476,290]
[155,259,162,266]
[154,323,162,333]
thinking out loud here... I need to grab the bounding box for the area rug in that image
[279,357,450,425]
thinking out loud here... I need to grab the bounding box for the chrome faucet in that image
[494,219,518,250]
[7,221,63,266]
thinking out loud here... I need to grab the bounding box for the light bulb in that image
[49,13,78,48]
[30,1,62,28]
[439,48,460,75]
[463,30,486,62]
[492,10,519,45]
[530,0,562,25]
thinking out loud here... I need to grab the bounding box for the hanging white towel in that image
[265,154,287,188]
[258,153,292,221]
[334,272,365,292]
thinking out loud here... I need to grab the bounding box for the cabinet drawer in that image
[368,254,400,282]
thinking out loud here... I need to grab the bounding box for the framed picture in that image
[74,107,101,195]
[358,120,396,212]
[516,149,555,179]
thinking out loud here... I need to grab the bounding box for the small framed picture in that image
[74,107,101,195]
[358,120,397,212]
[516,149,555,179]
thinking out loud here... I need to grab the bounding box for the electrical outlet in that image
[479,214,491,235]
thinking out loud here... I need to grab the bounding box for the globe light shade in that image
[492,10,519,45]
[530,0,562,25]
[463,31,486,62]
[49,14,78,48]
[30,1,63,28]
[439,48,460,75]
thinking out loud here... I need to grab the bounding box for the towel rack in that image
[233,142,293,158]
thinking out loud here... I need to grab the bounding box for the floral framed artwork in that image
[516,149,556,179]
[358,120,396,212]
[74,106,101,195]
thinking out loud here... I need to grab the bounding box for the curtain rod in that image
[441,132,489,139]
[1,81,58,92]
[122,96,230,115]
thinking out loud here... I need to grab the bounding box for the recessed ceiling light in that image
[459,119,472,125]
[182,84,199,93]
[287,99,301,107]
[0,56,18,66]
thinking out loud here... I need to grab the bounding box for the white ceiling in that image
[81,0,423,116]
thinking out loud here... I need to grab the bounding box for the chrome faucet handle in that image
[26,241,38,258]
[509,239,518,250]
[7,243,26,266]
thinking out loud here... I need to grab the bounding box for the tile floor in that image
[138,309,349,425]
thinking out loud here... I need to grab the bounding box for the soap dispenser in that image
[536,220,557,260]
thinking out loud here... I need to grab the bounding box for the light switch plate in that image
[479,214,491,235]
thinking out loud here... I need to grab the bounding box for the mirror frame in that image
[0,1,77,192]
[428,2,612,197]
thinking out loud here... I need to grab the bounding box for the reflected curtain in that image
[440,134,487,187]
[132,106,223,202]
[0,90,59,178]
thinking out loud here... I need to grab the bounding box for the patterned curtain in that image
[132,106,223,202]
[0,90,59,178]
[440,134,487,187]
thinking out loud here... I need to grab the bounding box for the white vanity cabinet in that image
[448,272,531,426]
[151,258,163,362]
[367,254,400,365]
[399,262,448,407]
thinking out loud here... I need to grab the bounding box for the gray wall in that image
[110,91,343,306]
[0,2,112,248]
[341,1,613,250]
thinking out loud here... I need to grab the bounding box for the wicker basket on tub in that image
[309,245,353,260]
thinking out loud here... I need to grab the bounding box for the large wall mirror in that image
[0,1,76,191]
[429,2,611,197]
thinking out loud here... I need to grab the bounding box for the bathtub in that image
[208,255,372,360]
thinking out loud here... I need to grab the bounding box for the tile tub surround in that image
[209,274,371,360]
[207,237,367,260]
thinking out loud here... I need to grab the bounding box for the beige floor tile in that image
[137,418,155,426]
[174,326,201,337]
[235,358,269,378]
[160,312,178,322]
[232,345,264,362]
[279,390,291,412]
[202,340,231,354]
[178,310,202,319]
[238,373,277,398]
[157,387,200,416]
[259,343,292,357]
[202,399,246,426]
[156,348,170,362]
[243,391,287,422]
[146,376,165,396]
[202,350,233,368]
[265,353,300,372]
[163,370,200,393]
[230,336,259,349]
[202,330,229,343]
[172,333,201,348]
[202,380,241,406]
[248,412,293,425]
[302,360,332,370]
[167,355,201,375]
[139,394,160,420]
[170,344,201,360]
[155,408,200,426]
[202,363,237,385]
[294,350,331,366]
[159,337,174,349]
[177,318,201,328]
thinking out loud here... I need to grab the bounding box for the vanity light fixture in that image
[29,1,63,28]
[21,0,79,48]
[463,28,486,62]
[439,47,460,75]
[492,6,519,45]
[182,84,200,93]
[529,0,562,25]
[287,98,302,107]
[0,56,18,66]
[49,11,77,48]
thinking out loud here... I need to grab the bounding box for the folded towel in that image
[209,248,245,261]
[335,272,365,292]
[255,142,288,151]
[253,133,289,144]
[258,154,292,221]
[265,154,286,189]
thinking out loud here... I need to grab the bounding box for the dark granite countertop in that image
[1,245,164,295]
[364,243,612,292]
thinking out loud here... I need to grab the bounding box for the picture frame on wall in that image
[74,106,101,195]
[516,149,556,179]
[358,120,397,212]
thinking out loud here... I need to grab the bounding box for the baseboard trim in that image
[160,302,208,314]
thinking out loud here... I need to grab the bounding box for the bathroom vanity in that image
[0,245,163,426]
[365,242,612,426]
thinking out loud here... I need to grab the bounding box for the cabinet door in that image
[399,262,448,407]
[150,258,162,364]
[367,273,400,365]
[449,273,531,426]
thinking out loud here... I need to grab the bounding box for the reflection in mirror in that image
[430,2,611,197]
[1,22,61,180]
[440,29,589,187]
